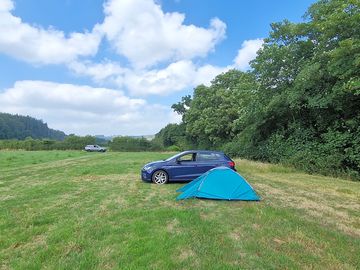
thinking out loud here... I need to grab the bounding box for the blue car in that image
[141,150,236,184]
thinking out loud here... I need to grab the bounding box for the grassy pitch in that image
[0,151,359,269]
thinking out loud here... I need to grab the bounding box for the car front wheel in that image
[152,170,168,184]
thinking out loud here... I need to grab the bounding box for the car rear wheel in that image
[152,170,168,184]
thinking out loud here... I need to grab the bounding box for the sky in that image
[0,0,315,136]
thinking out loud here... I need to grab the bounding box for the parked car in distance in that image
[84,145,106,152]
[141,150,236,184]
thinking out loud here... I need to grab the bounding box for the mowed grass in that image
[0,151,359,269]
[0,150,87,170]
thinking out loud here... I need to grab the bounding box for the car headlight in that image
[143,165,155,172]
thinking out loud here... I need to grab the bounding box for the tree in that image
[171,95,192,121]
[109,136,160,151]
[153,123,187,149]
[184,70,258,147]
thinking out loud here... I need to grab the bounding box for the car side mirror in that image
[176,159,181,164]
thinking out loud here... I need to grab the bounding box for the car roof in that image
[180,150,224,155]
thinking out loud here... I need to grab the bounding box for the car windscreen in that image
[164,152,183,161]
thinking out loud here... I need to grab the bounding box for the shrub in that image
[166,145,181,152]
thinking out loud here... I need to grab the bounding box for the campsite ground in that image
[0,151,359,269]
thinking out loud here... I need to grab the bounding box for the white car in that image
[84,145,106,152]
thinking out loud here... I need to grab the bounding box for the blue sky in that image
[0,0,315,135]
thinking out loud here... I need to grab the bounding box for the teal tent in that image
[176,167,260,201]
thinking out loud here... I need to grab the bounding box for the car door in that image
[166,153,199,181]
[195,153,222,174]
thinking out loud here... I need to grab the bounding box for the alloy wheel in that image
[152,170,168,184]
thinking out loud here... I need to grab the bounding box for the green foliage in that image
[0,112,66,140]
[0,135,162,152]
[61,135,96,150]
[185,70,258,147]
[166,0,360,179]
[0,135,97,151]
[171,95,192,121]
[109,136,161,151]
[166,145,181,151]
[153,123,189,150]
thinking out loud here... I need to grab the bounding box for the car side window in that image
[178,153,196,162]
[197,153,221,162]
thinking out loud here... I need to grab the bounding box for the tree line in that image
[154,0,360,179]
[0,135,97,151]
[0,135,161,151]
[0,113,161,151]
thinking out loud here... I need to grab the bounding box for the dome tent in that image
[176,167,260,201]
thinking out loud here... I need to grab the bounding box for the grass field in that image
[0,151,359,269]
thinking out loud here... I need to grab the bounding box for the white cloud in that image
[233,38,263,70]
[0,0,225,68]
[127,60,229,95]
[193,64,229,86]
[0,80,180,135]
[123,60,195,95]
[70,59,229,96]
[99,0,226,68]
[0,0,102,65]
[68,36,263,96]
[0,0,13,12]
[68,60,126,83]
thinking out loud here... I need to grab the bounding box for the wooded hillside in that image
[0,113,66,140]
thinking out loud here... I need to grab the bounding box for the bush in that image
[166,145,181,152]
[109,136,161,152]
[0,135,98,151]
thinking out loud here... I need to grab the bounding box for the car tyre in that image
[152,170,168,184]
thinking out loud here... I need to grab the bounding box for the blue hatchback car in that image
[141,150,236,184]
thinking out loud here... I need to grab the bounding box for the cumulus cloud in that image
[124,61,229,95]
[0,0,101,65]
[68,60,126,83]
[0,1,265,135]
[99,0,226,68]
[0,0,231,96]
[0,0,13,12]
[0,0,263,97]
[0,0,226,68]
[123,60,196,95]
[233,38,264,70]
[0,81,180,135]
[193,64,229,86]
[70,59,229,96]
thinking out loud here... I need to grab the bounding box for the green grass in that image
[0,151,359,269]
[0,150,87,170]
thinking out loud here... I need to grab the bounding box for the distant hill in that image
[130,135,155,141]
[0,112,66,140]
[95,135,155,141]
